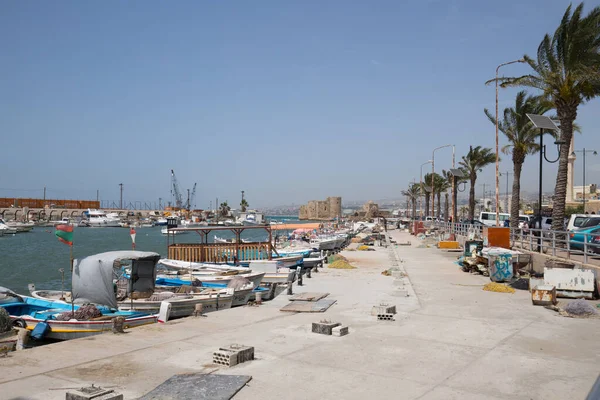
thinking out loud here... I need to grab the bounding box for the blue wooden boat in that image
[0,287,156,341]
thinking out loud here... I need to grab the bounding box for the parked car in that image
[567,214,600,231]
[569,226,600,253]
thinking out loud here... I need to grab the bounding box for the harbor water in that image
[0,216,299,294]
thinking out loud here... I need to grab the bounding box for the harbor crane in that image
[187,183,197,210]
[171,169,184,209]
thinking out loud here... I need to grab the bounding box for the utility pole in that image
[119,183,123,209]
[187,189,190,211]
[43,186,46,205]
[96,189,99,202]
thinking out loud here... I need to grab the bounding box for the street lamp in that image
[495,58,526,226]
[431,144,454,218]
[500,171,513,214]
[526,114,565,229]
[420,160,432,219]
[571,148,598,212]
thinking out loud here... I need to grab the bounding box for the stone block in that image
[66,386,123,400]
[371,304,396,316]
[312,321,341,335]
[332,326,349,337]
[377,313,395,321]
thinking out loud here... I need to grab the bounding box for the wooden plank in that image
[289,292,330,302]
[280,299,337,313]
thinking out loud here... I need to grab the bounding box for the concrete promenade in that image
[1,231,599,399]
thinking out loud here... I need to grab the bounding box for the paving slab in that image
[140,373,251,400]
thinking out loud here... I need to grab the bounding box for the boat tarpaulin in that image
[72,251,160,308]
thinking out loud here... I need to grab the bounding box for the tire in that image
[12,318,26,328]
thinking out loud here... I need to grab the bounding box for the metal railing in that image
[432,221,600,265]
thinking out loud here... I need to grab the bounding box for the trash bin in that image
[488,251,513,282]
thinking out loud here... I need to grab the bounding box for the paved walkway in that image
[1,231,599,399]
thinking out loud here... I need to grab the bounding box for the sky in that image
[1,0,599,208]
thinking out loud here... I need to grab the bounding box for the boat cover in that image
[72,251,160,308]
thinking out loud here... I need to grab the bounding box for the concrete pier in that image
[1,231,599,399]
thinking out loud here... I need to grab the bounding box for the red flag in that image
[55,225,73,246]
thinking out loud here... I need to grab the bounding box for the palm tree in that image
[432,173,449,219]
[459,146,496,220]
[423,173,434,217]
[484,91,552,228]
[219,201,231,217]
[441,170,455,221]
[240,198,249,212]
[494,3,600,230]
[401,183,421,220]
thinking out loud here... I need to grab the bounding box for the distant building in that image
[298,197,342,220]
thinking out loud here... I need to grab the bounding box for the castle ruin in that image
[298,197,342,221]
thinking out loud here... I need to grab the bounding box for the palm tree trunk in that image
[412,198,416,220]
[425,194,430,217]
[469,176,476,220]
[551,105,577,231]
[444,192,449,221]
[436,193,441,219]
[511,160,523,229]
[452,179,458,222]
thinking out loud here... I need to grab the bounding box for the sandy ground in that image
[1,231,599,399]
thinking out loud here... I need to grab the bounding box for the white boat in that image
[0,219,17,235]
[161,228,188,235]
[310,237,337,251]
[214,236,250,244]
[117,291,233,317]
[237,211,265,226]
[85,209,121,227]
[159,259,250,274]
[157,271,265,289]
[5,221,34,233]
[52,218,73,226]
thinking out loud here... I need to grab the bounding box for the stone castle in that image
[298,197,342,221]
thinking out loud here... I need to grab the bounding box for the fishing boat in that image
[5,221,34,233]
[1,286,155,341]
[156,278,260,307]
[158,259,250,275]
[161,227,188,235]
[214,236,250,244]
[310,237,337,251]
[156,270,265,289]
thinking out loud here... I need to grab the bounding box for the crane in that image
[189,183,197,210]
[171,169,183,209]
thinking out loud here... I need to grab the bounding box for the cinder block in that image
[312,321,341,335]
[332,326,349,337]
[220,344,254,363]
[66,386,123,400]
[392,289,409,297]
[213,349,239,367]
[371,304,396,316]
[377,313,395,321]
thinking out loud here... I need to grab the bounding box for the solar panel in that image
[526,114,559,130]
[450,168,465,177]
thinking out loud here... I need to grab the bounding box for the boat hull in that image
[118,294,233,317]
[17,315,157,340]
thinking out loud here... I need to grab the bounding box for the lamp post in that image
[572,148,598,213]
[432,144,454,218]
[526,114,565,229]
[500,171,513,213]
[420,160,432,219]
[495,58,526,226]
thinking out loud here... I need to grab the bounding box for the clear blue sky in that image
[1,0,599,208]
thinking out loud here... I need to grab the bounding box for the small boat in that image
[156,271,265,289]
[158,259,250,275]
[154,218,168,226]
[0,219,17,235]
[161,228,188,235]
[5,221,34,233]
[156,278,258,307]
[214,236,251,244]
[2,286,155,341]
[52,218,74,227]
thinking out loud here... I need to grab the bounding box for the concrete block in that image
[213,349,239,367]
[531,285,557,306]
[220,344,254,363]
[393,278,405,287]
[312,321,341,335]
[332,326,349,337]
[371,304,396,316]
[377,313,395,321]
[392,289,409,297]
[213,344,255,367]
[66,386,123,400]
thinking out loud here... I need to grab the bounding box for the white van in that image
[479,212,510,227]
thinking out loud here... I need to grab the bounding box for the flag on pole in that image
[55,225,73,246]
[130,227,136,250]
